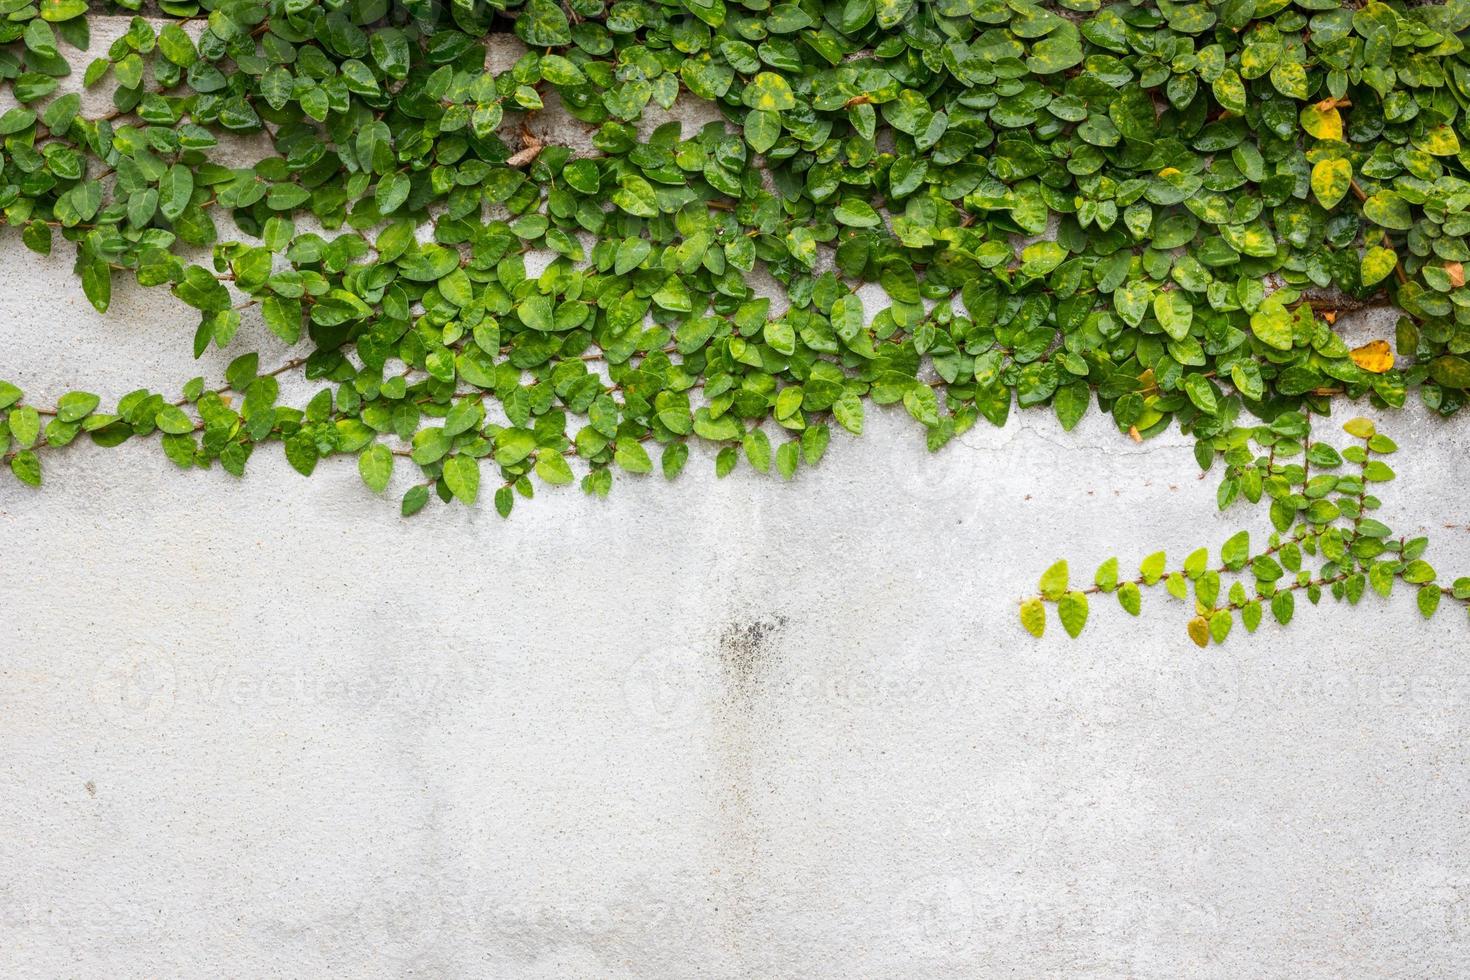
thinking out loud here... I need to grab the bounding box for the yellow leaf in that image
[1186,615,1210,648]
[1300,103,1343,141]
[1350,340,1395,374]
[1019,598,1046,638]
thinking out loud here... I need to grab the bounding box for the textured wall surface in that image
[5,20,1470,980]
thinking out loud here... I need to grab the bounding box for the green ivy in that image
[0,1,1468,608]
[1024,415,1470,638]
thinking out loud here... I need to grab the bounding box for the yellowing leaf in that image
[1186,615,1210,648]
[1300,102,1342,141]
[1310,158,1351,210]
[1269,60,1308,99]
[1019,598,1046,638]
[1360,245,1397,286]
[1350,340,1394,374]
[1417,124,1460,157]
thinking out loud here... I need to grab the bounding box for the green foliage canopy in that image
[0,0,1467,545]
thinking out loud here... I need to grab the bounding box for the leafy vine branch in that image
[1022,416,1470,639]
[0,0,1468,632]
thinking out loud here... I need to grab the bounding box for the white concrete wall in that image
[6,254,1470,978]
[5,21,1470,980]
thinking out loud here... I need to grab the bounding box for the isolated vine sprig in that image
[1021,415,1470,641]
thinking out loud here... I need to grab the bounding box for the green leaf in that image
[401,484,430,517]
[1140,551,1166,585]
[775,441,800,480]
[1363,192,1413,231]
[516,0,572,46]
[1208,610,1232,644]
[1250,302,1294,351]
[79,256,111,314]
[359,444,393,493]
[1058,591,1089,638]
[1271,590,1295,626]
[1039,560,1068,600]
[744,109,781,153]
[154,404,194,435]
[1053,383,1089,432]
[1184,374,1218,415]
[834,200,882,228]
[614,437,652,475]
[1118,582,1142,616]
[172,266,229,312]
[1113,280,1151,328]
[1360,246,1398,286]
[495,428,536,467]
[1418,584,1442,619]
[744,72,795,112]
[1221,531,1250,570]
[443,454,480,505]
[743,428,772,473]
[1166,572,1188,600]
[1153,291,1193,341]
[536,450,575,486]
[56,391,99,423]
[39,0,88,22]
[9,406,41,448]
[159,164,194,222]
[284,434,318,477]
[10,451,41,486]
[1429,356,1470,390]
[876,0,914,28]
[833,392,864,435]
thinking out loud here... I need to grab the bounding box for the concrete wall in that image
[5,20,1470,979]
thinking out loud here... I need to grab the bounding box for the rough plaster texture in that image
[5,20,1470,980]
